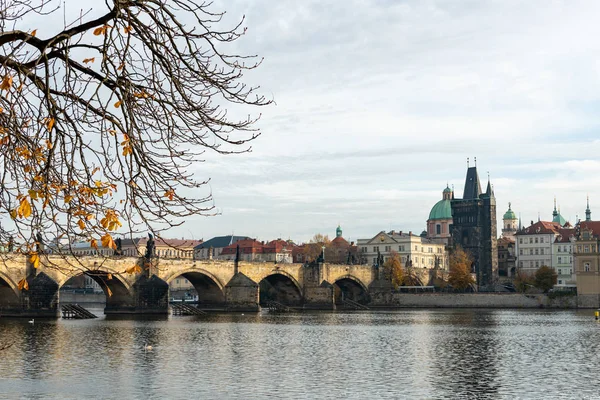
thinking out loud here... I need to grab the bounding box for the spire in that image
[553,197,558,218]
[586,195,591,222]
[518,213,522,231]
[463,163,482,199]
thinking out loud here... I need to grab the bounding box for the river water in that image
[0,308,599,399]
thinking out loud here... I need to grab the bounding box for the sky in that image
[23,1,600,243]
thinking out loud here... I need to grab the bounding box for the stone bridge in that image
[0,254,398,317]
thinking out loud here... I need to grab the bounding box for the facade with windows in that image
[356,230,448,271]
[552,228,576,288]
[574,221,600,296]
[515,221,561,275]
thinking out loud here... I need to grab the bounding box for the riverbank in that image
[369,292,600,309]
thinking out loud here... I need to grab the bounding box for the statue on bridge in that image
[114,238,123,256]
[145,233,155,260]
[35,233,44,254]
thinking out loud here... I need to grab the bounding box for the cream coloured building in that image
[357,230,448,271]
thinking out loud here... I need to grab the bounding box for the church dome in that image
[503,203,517,220]
[428,199,452,221]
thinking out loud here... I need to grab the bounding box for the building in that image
[501,203,518,241]
[450,162,498,288]
[497,237,516,277]
[326,225,358,264]
[552,228,576,288]
[515,220,561,275]
[573,220,600,299]
[194,235,249,260]
[357,230,448,271]
[426,186,453,245]
[138,237,202,259]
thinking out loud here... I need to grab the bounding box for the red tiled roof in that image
[555,228,575,243]
[330,236,349,247]
[578,221,600,238]
[221,238,264,255]
[517,221,561,235]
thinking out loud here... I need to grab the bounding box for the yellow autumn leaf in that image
[106,286,113,297]
[164,189,175,201]
[18,278,29,291]
[29,253,40,269]
[18,197,32,218]
[30,29,37,37]
[125,265,142,274]
[107,273,113,280]
[114,100,122,108]
[9,209,17,219]
[122,145,132,156]
[124,26,133,34]
[77,219,85,230]
[28,189,39,200]
[83,57,95,64]
[90,239,98,249]
[101,233,116,250]
[93,24,110,36]
[64,195,73,203]
[0,75,13,90]
[45,117,55,132]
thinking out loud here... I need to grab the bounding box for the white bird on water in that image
[28,319,34,324]
[144,343,153,352]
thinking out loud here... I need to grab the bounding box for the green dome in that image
[552,213,567,226]
[428,199,452,220]
[503,203,517,220]
[443,186,452,194]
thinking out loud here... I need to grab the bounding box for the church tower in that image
[585,196,591,222]
[502,203,518,240]
[450,159,498,289]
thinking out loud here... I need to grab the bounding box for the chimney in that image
[531,220,534,226]
[399,231,402,235]
[390,230,395,235]
[409,231,412,236]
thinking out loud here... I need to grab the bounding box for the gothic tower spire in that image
[586,196,591,222]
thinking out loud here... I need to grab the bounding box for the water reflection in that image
[1,309,600,399]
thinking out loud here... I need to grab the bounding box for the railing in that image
[264,300,292,313]
[341,298,370,310]
[61,304,97,319]
[171,304,207,316]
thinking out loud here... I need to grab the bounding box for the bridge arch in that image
[333,275,370,305]
[60,268,134,309]
[164,268,225,307]
[0,270,20,309]
[259,271,303,306]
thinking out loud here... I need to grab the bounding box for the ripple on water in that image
[1,309,599,399]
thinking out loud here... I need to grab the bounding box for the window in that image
[535,249,539,255]
[577,245,582,252]
[385,246,391,252]
[584,262,591,272]
[540,248,544,255]
[415,245,418,250]
[519,238,523,244]
[558,269,562,275]
[535,261,539,268]
[519,261,523,268]
[530,261,533,268]
[373,246,379,252]
[529,249,533,255]
[399,245,405,252]
[535,237,538,243]
[558,280,562,285]
[436,224,441,235]
[558,257,562,264]
[519,249,523,255]
[584,245,590,253]
[428,247,433,253]
[529,238,533,244]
